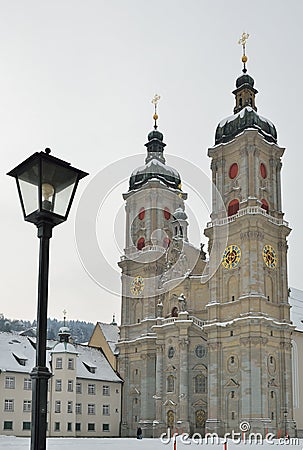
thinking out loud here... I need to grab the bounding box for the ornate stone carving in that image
[240,231,264,241]
[208,342,221,350]
[240,336,268,346]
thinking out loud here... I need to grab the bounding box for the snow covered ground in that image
[0,436,302,450]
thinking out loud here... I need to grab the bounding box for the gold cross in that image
[238,32,250,48]
[151,94,161,106]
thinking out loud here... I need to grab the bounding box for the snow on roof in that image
[97,322,119,354]
[0,332,122,383]
[289,287,303,332]
[76,344,121,382]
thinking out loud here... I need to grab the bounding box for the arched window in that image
[167,375,174,393]
[195,374,206,394]
[163,237,171,249]
[137,237,145,250]
[261,199,269,213]
[228,199,239,216]
[138,207,145,220]
[260,163,267,179]
[171,307,178,317]
[163,208,171,220]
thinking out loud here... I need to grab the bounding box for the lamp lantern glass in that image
[7,149,88,226]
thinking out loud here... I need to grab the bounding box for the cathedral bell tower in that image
[204,34,296,436]
[117,96,188,437]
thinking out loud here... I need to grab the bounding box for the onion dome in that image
[173,206,188,220]
[215,72,277,145]
[129,129,181,191]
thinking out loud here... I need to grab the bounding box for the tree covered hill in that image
[0,313,95,343]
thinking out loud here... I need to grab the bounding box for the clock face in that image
[222,245,241,269]
[130,276,145,295]
[263,245,277,268]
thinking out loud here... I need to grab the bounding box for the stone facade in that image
[117,70,298,437]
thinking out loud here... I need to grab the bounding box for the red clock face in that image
[260,163,267,179]
[229,163,238,179]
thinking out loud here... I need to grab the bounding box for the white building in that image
[0,326,122,437]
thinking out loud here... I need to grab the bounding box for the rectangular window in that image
[88,404,95,415]
[231,411,235,420]
[88,423,95,431]
[55,401,61,413]
[3,421,13,430]
[76,403,82,414]
[23,422,31,430]
[76,382,82,394]
[88,384,96,395]
[75,422,81,431]
[103,385,110,396]
[67,401,73,413]
[55,379,62,392]
[4,399,14,412]
[103,423,110,432]
[23,400,31,412]
[23,378,32,390]
[54,422,60,431]
[5,377,15,389]
[56,358,62,369]
[67,422,72,431]
[67,358,74,370]
[102,405,110,416]
[67,380,73,392]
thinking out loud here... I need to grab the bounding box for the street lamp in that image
[7,148,88,450]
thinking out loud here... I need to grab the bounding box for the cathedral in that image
[117,40,297,438]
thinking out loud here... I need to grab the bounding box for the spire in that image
[233,32,258,114]
[58,309,71,343]
[238,32,249,73]
[151,94,161,129]
[63,309,67,327]
[145,94,166,164]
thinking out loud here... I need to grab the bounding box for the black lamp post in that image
[284,410,288,438]
[7,148,88,450]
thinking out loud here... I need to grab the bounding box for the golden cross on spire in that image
[238,32,250,73]
[151,94,161,129]
[63,309,67,326]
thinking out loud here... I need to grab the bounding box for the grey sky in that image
[1,1,302,324]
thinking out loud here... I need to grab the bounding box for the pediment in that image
[165,364,177,372]
[225,378,239,387]
[163,399,177,406]
[192,364,207,372]
[192,399,207,407]
[129,387,141,395]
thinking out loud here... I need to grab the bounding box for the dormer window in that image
[83,362,96,374]
[13,353,27,366]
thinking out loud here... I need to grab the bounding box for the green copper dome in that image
[129,128,181,191]
[215,106,277,144]
[215,72,277,145]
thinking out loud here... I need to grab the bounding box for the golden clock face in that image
[130,276,145,295]
[263,245,277,268]
[222,245,241,269]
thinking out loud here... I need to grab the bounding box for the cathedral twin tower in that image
[117,47,297,437]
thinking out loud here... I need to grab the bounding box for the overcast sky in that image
[1,1,303,325]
